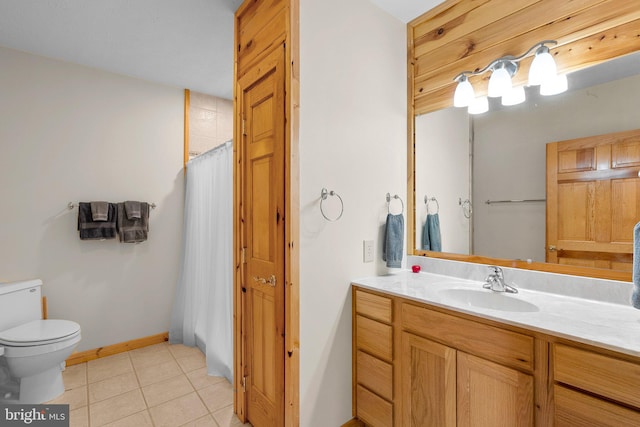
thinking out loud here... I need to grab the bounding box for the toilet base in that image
[0,365,64,404]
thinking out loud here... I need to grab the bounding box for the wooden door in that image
[547,129,640,271]
[239,46,286,427]
[401,332,456,427]
[457,352,533,427]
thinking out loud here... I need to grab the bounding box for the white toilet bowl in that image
[0,319,81,403]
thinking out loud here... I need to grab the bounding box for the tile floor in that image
[47,342,251,427]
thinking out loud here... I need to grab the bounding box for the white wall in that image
[0,46,184,351]
[473,73,640,262]
[299,0,406,425]
[415,108,470,254]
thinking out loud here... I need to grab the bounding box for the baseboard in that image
[65,332,169,366]
[341,419,365,427]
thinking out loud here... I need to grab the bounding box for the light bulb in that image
[488,64,513,98]
[453,76,475,107]
[540,74,568,96]
[529,46,557,86]
[468,96,489,115]
[502,86,526,106]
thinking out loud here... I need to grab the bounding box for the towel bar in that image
[68,202,157,210]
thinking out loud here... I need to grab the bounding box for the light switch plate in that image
[363,240,374,263]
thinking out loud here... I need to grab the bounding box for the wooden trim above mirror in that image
[408,0,640,282]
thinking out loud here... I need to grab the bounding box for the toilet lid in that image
[0,319,80,346]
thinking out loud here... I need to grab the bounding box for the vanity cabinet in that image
[353,289,395,427]
[353,287,535,426]
[552,343,640,426]
[401,302,534,427]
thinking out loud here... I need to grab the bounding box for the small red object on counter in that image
[411,265,421,273]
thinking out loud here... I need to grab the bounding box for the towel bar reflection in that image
[320,188,344,221]
[386,193,404,215]
[67,202,157,210]
[485,199,545,205]
[424,196,439,215]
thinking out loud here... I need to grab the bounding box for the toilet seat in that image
[0,320,81,347]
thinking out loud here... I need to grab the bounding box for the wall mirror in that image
[413,52,640,282]
[407,0,640,282]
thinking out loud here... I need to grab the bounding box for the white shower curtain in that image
[170,140,233,382]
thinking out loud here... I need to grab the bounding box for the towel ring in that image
[320,188,344,221]
[458,198,472,219]
[386,193,404,215]
[424,196,439,215]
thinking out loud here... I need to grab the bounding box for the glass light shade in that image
[540,74,568,96]
[529,47,557,86]
[453,77,475,107]
[501,86,526,106]
[468,96,489,115]
[488,66,513,98]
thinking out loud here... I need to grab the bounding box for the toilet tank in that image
[0,279,43,331]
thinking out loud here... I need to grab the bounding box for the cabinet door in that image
[457,352,533,427]
[401,332,456,427]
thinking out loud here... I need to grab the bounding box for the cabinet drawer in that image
[355,289,393,323]
[357,350,393,401]
[553,343,640,409]
[402,303,533,371]
[356,315,393,362]
[356,384,393,427]
[554,385,640,426]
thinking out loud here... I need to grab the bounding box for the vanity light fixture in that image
[453,40,566,113]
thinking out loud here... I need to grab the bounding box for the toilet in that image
[0,279,81,404]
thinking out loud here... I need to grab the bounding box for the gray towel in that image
[78,202,117,240]
[633,221,640,309]
[124,201,142,219]
[90,201,109,221]
[117,202,149,243]
[427,213,442,252]
[383,213,404,268]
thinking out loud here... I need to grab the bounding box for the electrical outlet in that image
[363,240,374,263]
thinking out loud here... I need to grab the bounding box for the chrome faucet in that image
[483,266,518,293]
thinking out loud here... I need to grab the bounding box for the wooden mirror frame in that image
[407,0,640,282]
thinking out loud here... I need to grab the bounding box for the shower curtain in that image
[169,140,233,382]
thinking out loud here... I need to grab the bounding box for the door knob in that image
[253,275,276,287]
[548,245,557,252]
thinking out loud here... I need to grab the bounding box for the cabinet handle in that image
[548,245,557,252]
[253,275,276,287]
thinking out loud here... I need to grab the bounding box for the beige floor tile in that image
[130,342,169,355]
[130,345,174,370]
[70,405,89,427]
[180,414,219,427]
[142,373,194,408]
[176,353,206,373]
[148,392,209,427]
[88,353,134,384]
[103,410,153,427]
[89,389,147,426]
[46,385,87,410]
[89,372,139,403]
[168,343,205,359]
[63,363,87,390]
[212,405,252,427]
[197,380,233,413]
[135,359,183,387]
[186,367,226,390]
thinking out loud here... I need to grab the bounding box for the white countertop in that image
[352,271,640,358]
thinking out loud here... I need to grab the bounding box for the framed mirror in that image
[407,0,640,282]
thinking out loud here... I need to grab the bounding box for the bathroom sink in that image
[439,288,539,312]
